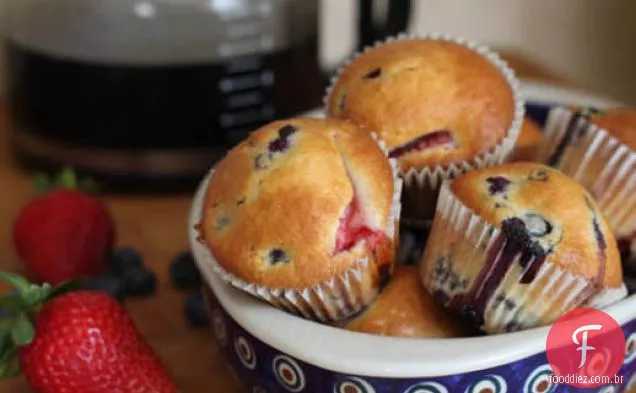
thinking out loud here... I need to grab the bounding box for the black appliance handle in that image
[357,0,412,51]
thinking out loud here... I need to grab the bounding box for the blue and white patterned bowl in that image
[189,81,636,393]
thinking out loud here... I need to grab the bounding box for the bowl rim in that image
[189,83,633,378]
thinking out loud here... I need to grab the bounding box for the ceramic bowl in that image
[189,82,636,393]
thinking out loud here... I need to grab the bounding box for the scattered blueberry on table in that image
[82,274,125,302]
[109,246,144,277]
[122,266,157,297]
[169,251,201,290]
[184,290,210,328]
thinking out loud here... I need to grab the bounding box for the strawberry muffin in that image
[420,162,625,333]
[325,34,524,225]
[196,118,401,322]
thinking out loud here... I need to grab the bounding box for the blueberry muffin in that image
[325,35,524,225]
[344,266,469,338]
[196,118,401,322]
[420,162,625,333]
[539,107,635,268]
[509,116,543,162]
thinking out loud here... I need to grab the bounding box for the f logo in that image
[547,308,626,388]
[572,324,602,368]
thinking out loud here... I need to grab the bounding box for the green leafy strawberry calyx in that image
[0,272,81,379]
[33,167,99,196]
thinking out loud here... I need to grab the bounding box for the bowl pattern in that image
[204,285,636,393]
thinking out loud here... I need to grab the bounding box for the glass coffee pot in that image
[5,0,411,191]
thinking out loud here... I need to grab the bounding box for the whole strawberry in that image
[13,168,115,284]
[0,273,177,393]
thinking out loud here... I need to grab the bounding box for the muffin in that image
[196,118,402,322]
[325,34,524,226]
[508,116,543,162]
[538,106,635,267]
[344,266,469,338]
[419,162,626,333]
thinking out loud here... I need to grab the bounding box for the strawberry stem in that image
[0,273,83,380]
[55,167,79,189]
[32,167,100,196]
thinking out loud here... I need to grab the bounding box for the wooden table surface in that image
[0,53,573,393]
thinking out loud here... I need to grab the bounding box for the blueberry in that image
[83,275,125,302]
[268,124,298,152]
[170,251,201,290]
[122,266,157,297]
[184,291,210,328]
[268,248,288,265]
[363,67,382,79]
[486,176,510,195]
[278,124,297,139]
[109,247,143,277]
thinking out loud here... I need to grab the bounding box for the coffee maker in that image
[5,0,411,191]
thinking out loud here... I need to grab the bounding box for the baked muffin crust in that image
[327,39,516,172]
[199,118,397,289]
[345,266,469,338]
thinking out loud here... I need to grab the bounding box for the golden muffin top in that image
[198,118,398,289]
[450,162,622,288]
[327,38,518,172]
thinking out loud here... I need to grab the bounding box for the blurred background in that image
[1,0,635,101]
[0,0,634,192]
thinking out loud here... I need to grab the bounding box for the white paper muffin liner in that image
[323,32,525,227]
[419,182,626,334]
[537,107,636,258]
[191,132,403,323]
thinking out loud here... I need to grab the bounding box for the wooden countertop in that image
[0,53,569,393]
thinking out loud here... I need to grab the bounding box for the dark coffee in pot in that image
[7,0,325,191]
